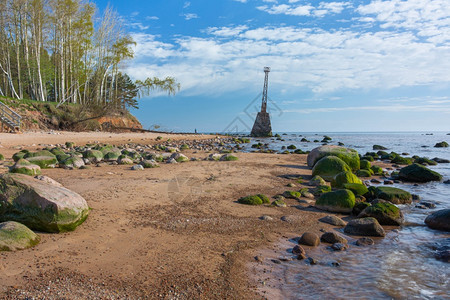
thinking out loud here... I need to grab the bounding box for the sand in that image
[0,131,336,299]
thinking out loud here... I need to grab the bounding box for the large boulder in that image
[83,150,104,163]
[312,156,352,182]
[332,171,362,188]
[373,186,412,204]
[10,159,41,176]
[60,156,85,169]
[0,221,40,251]
[0,174,89,232]
[425,209,450,231]
[398,164,442,183]
[358,200,404,226]
[344,217,386,237]
[315,189,356,213]
[307,145,360,171]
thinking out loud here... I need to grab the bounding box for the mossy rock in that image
[434,141,449,148]
[140,160,160,168]
[391,156,413,165]
[271,199,287,207]
[313,185,331,196]
[65,142,75,148]
[310,175,326,186]
[374,186,412,204]
[362,155,375,162]
[220,154,238,161]
[358,201,404,226]
[343,183,369,196]
[56,153,71,163]
[238,194,270,205]
[50,148,66,157]
[315,189,356,213]
[356,169,373,178]
[373,145,388,150]
[0,221,41,251]
[287,145,297,150]
[0,173,89,233]
[83,150,104,163]
[0,153,5,162]
[360,160,371,170]
[118,157,134,165]
[60,156,85,169]
[371,165,383,175]
[257,194,270,204]
[180,144,190,150]
[398,163,442,183]
[10,159,41,176]
[24,150,55,159]
[414,157,437,166]
[352,202,371,215]
[103,151,121,162]
[332,171,362,188]
[312,156,352,181]
[12,150,29,162]
[307,145,360,171]
[26,156,57,169]
[283,191,301,199]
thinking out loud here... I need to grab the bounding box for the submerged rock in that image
[0,221,40,251]
[425,209,450,232]
[356,237,375,246]
[398,164,442,183]
[0,173,89,233]
[344,217,386,237]
[321,232,348,244]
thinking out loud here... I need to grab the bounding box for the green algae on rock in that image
[315,189,356,213]
[0,221,40,251]
[312,156,352,182]
[10,159,42,176]
[398,163,443,183]
[307,145,360,171]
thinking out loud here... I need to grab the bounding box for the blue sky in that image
[96,0,450,133]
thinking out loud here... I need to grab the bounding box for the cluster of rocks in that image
[5,139,240,175]
[0,174,90,252]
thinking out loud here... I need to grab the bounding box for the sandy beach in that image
[0,131,339,299]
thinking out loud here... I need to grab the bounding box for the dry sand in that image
[0,131,338,299]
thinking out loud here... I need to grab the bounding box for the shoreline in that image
[0,131,327,299]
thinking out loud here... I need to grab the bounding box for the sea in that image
[237,132,450,299]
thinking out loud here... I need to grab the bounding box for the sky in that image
[95,0,450,133]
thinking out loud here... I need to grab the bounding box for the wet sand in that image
[0,131,337,299]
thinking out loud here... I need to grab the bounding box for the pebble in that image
[356,237,374,246]
[292,245,306,255]
[384,180,394,185]
[306,257,317,265]
[331,243,348,251]
[260,215,273,221]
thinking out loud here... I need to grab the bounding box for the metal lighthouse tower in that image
[251,67,272,137]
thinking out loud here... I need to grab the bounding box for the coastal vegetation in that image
[0,0,179,122]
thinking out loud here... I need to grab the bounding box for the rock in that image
[0,221,40,251]
[318,215,347,226]
[398,163,442,183]
[360,159,371,170]
[0,174,89,233]
[356,237,374,246]
[373,145,388,150]
[302,191,315,199]
[34,175,63,187]
[292,245,306,255]
[332,171,363,188]
[418,201,436,209]
[140,160,159,168]
[433,157,450,163]
[118,157,133,165]
[26,156,57,169]
[310,175,326,186]
[352,202,371,216]
[10,159,41,176]
[83,150,104,163]
[425,209,450,231]
[356,169,372,177]
[321,232,348,244]
[283,191,301,199]
[24,150,55,159]
[299,232,320,246]
[171,153,189,162]
[384,180,394,185]
[315,189,356,213]
[60,156,85,169]
[131,164,144,171]
[370,178,382,184]
[358,200,404,226]
[220,154,238,161]
[344,217,385,237]
[342,183,369,196]
[272,199,287,207]
[434,141,449,148]
[444,180,450,184]
[166,158,178,164]
[331,243,348,251]
[307,145,360,171]
[238,194,270,205]
[312,156,352,182]
[373,186,412,204]
[208,153,222,161]
[260,215,273,221]
[297,253,307,260]
[312,185,331,196]
[436,250,450,262]
[306,257,318,265]
[103,150,121,162]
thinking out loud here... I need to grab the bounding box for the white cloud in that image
[258,1,350,17]
[284,104,450,114]
[145,16,159,21]
[183,13,199,20]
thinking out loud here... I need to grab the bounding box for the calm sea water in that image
[241,132,450,299]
